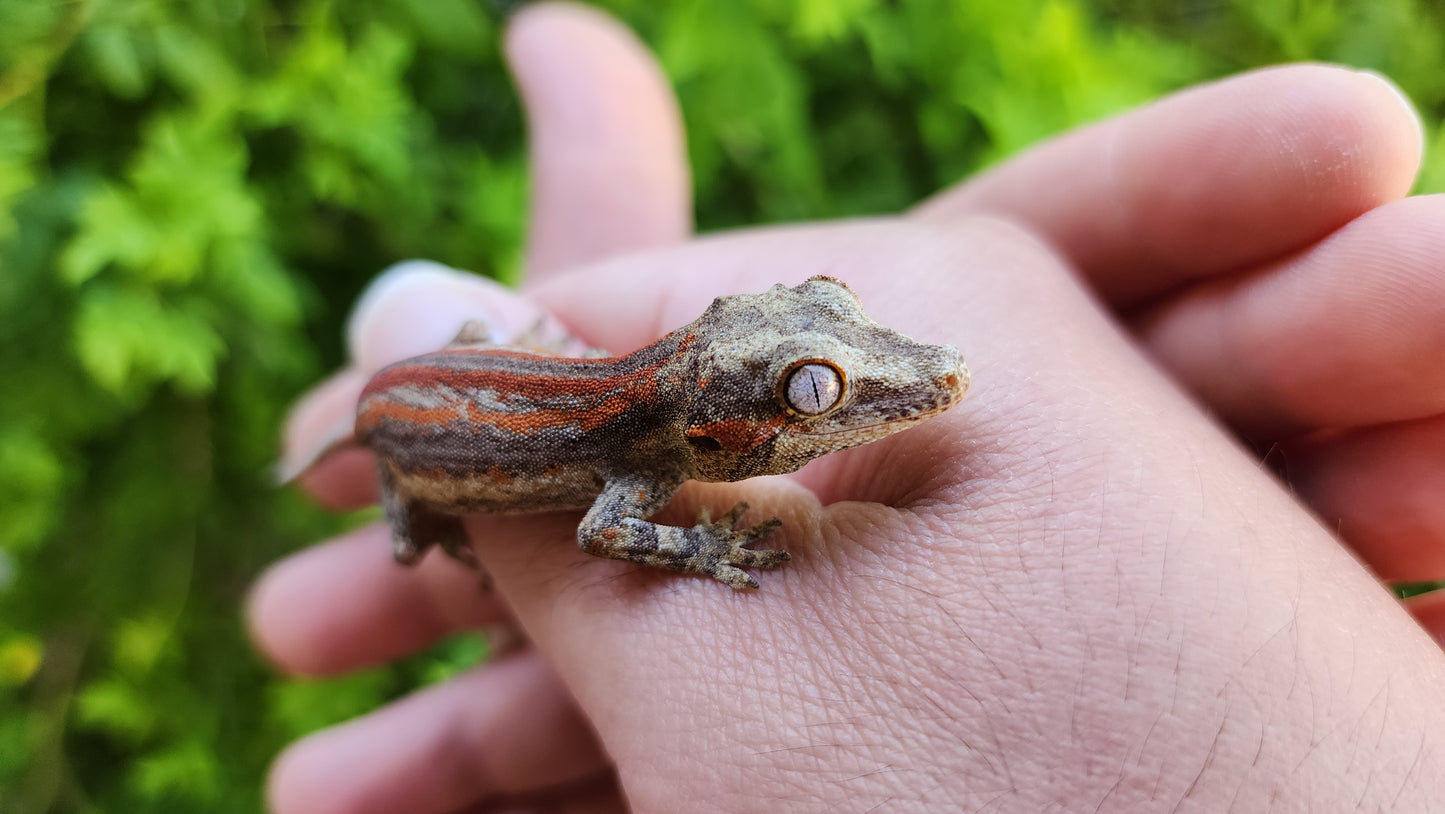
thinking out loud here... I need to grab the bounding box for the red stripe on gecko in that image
[358,389,652,436]
[358,358,662,436]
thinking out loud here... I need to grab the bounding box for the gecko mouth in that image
[801,398,958,438]
[812,411,931,434]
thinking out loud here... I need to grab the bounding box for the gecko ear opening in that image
[687,435,724,452]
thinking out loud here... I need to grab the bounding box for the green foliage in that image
[1,0,1442,810]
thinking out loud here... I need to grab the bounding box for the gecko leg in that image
[379,466,478,570]
[447,319,494,347]
[578,476,791,589]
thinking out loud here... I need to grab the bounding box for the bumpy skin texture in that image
[330,276,968,588]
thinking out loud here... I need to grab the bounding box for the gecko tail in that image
[274,412,362,484]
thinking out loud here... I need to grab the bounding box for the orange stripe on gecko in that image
[358,379,658,436]
[355,401,457,432]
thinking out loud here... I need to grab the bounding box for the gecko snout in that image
[929,347,970,407]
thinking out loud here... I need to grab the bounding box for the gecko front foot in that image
[692,503,790,590]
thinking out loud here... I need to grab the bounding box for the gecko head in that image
[681,276,968,481]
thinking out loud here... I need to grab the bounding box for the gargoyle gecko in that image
[293,276,968,589]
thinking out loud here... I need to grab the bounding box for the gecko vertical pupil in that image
[784,363,843,415]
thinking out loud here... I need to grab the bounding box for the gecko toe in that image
[393,537,425,566]
[441,538,481,570]
[744,517,783,541]
[732,547,790,570]
[713,565,760,590]
[717,501,750,527]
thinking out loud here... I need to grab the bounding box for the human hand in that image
[916,63,1445,615]
[253,4,1445,812]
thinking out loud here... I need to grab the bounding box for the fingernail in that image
[346,261,543,370]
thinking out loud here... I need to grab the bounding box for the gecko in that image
[291,276,969,589]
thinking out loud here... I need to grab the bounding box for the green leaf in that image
[416,633,489,685]
[0,713,31,778]
[0,634,43,686]
[59,113,262,287]
[154,23,241,105]
[209,240,304,326]
[0,0,66,63]
[114,615,175,676]
[788,0,875,45]
[59,183,154,285]
[130,740,222,804]
[73,285,226,394]
[83,24,153,98]
[388,0,494,55]
[0,429,64,553]
[75,678,158,742]
[0,111,41,240]
[268,671,391,737]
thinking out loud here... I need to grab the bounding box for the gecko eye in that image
[782,362,845,415]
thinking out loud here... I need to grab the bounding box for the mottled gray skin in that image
[345,276,969,589]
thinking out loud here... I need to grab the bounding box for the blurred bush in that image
[1,0,1441,810]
